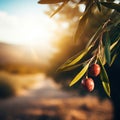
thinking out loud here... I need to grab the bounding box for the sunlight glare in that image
[61,22,69,29]
[79,4,86,13]
[0,11,60,64]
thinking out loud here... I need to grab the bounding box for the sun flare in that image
[0,11,60,63]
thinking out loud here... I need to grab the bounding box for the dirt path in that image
[0,83,113,120]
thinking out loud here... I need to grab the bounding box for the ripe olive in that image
[89,63,101,77]
[81,78,94,92]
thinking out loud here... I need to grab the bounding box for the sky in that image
[0,0,46,15]
[0,0,60,63]
[0,0,57,45]
[0,0,84,47]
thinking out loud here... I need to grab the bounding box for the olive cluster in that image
[81,63,101,92]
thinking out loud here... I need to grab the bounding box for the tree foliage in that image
[38,0,120,97]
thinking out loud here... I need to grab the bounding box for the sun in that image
[0,11,59,63]
[0,0,62,65]
[18,14,59,64]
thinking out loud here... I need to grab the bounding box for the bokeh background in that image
[0,0,119,119]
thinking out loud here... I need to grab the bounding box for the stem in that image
[102,19,111,29]
[94,19,111,61]
[88,55,95,64]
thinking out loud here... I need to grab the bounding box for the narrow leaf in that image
[102,37,120,66]
[110,53,118,66]
[110,39,120,66]
[94,0,101,11]
[58,59,91,72]
[104,32,111,65]
[102,82,111,97]
[50,0,68,17]
[69,63,89,87]
[64,46,92,66]
[98,58,111,97]
[86,26,102,48]
[100,2,120,12]
[58,62,84,72]
[74,3,93,42]
[99,45,106,65]
[38,0,66,4]
[110,40,119,50]
[57,45,92,71]
[74,15,88,42]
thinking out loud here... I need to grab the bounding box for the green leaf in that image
[103,36,120,66]
[100,2,120,12]
[38,0,67,4]
[69,63,89,87]
[110,40,119,50]
[110,39,120,66]
[50,0,68,17]
[99,45,106,65]
[58,62,84,72]
[74,3,93,42]
[98,58,111,97]
[111,38,120,56]
[74,15,88,42]
[104,31,111,65]
[110,53,118,66]
[102,82,111,97]
[86,26,102,48]
[57,45,92,72]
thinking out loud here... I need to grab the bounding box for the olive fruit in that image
[89,63,101,77]
[81,78,94,92]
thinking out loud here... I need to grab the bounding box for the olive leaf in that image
[74,3,93,42]
[74,15,88,43]
[38,0,67,4]
[111,37,120,56]
[100,2,120,12]
[57,45,92,72]
[50,0,68,17]
[110,40,119,50]
[110,53,118,66]
[94,0,101,11]
[58,62,86,72]
[100,36,119,66]
[102,82,111,97]
[99,44,106,65]
[104,31,111,65]
[98,58,111,97]
[110,39,120,66]
[86,26,102,48]
[69,62,89,87]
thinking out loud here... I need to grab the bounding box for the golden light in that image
[0,11,60,64]
[79,4,86,13]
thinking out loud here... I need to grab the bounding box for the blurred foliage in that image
[0,72,38,99]
[38,0,120,97]
[0,79,15,99]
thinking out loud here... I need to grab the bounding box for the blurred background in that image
[0,0,117,119]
